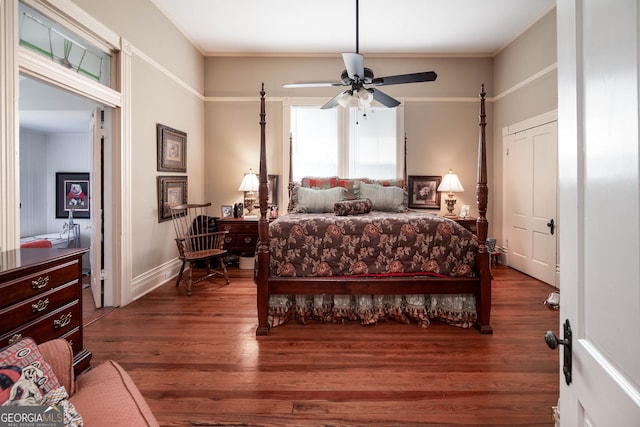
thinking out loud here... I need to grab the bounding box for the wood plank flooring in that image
[83,265,560,427]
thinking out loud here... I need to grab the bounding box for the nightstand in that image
[452,217,477,234]
[217,217,259,256]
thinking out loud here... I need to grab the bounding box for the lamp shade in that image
[437,169,464,193]
[238,169,259,192]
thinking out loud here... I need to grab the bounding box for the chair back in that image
[169,203,224,257]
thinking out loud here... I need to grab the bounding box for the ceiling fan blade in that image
[372,71,438,86]
[370,88,401,108]
[283,82,344,88]
[321,91,349,110]
[342,52,365,81]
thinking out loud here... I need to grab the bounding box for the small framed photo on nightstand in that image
[221,205,233,218]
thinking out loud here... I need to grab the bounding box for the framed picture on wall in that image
[408,175,442,209]
[157,176,188,222]
[56,172,90,218]
[254,174,279,208]
[157,124,187,173]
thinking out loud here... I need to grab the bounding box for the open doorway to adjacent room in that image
[18,75,113,325]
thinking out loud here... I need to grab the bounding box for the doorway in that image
[503,114,558,287]
[19,75,110,318]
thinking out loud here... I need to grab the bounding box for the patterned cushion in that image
[300,176,339,189]
[336,179,360,200]
[359,181,407,212]
[334,199,372,216]
[0,337,61,406]
[294,186,346,213]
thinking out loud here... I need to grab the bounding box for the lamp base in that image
[444,195,457,218]
[244,193,256,216]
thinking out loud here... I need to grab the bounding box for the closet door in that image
[505,121,558,286]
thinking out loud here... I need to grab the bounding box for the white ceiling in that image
[21,0,556,134]
[151,0,556,56]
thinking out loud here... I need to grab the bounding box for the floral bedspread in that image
[265,212,480,329]
[268,212,478,278]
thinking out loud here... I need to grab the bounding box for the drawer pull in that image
[225,237,232,243]
[8,334,23,345]
[32,298,50,313]
[223,225,232,231]
[244,237,252,243]
[53,313,72,329]
[31,276,50,289]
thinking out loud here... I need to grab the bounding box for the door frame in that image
[1,0,132,306]
[501,109,559,286]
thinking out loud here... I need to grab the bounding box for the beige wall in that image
[492,8,557,246]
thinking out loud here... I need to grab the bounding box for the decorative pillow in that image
[300,176,339,189]
[0,337,61,406]
[363,178,405,188]
[294,186,346,213]
[334,199,372,216]
[359,181,407,212]
[336,179,360,200]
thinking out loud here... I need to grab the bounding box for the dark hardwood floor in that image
[82,265,560,427]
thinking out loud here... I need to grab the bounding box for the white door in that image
[505,121,558,286]
[557,0,640,425]
[89,108,102,308]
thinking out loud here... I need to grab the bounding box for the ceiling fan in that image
[282,0,437,109]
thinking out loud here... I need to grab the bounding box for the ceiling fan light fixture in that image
[337,91,352,108]
[357,88,373,107]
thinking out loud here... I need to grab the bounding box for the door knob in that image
[546,218,555,235]
[544,330,567,349]
[545,319,572,385]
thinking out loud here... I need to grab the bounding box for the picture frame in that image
[459,204,470,218]
[408,175,442,209]
[157,123,187,173]
[56,172,90,219]
[157,176,188,222]
[221,205,233,218]
[255,174,279,207]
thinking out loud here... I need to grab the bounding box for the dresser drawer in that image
[224,233,258,253]
[0,300,81,348]
[0,281,77,333]
[218,219,259,254]
[0,259,80,309]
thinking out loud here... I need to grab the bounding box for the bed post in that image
[403,134,407,189]
[287,134,295,212]
[475,84,492,334]
[256,83,270,336]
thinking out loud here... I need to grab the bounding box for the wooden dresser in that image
[217,217,259,255]
[0,248,91,374]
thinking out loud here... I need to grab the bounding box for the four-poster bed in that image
[254,84,492,336]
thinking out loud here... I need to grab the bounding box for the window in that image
[290,105,402,181]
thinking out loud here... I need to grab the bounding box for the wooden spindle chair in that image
[169,203,230,295]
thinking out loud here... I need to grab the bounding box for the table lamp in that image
[437,169,464,218]
[238,169,259,217]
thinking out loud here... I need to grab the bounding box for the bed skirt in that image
[267,293,477,329]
